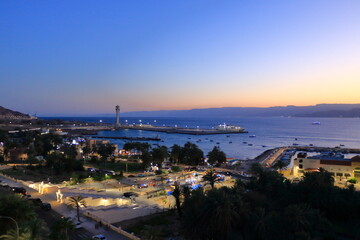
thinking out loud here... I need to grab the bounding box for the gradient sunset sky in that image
[1,1,359,116]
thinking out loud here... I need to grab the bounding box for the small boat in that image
[295,138,298,141]
[340,144,345,147]
[243,141,247,144]
[312,121,321,125]
[226,135,230,138]
[249,135,256,138]
[229,141,232,144]
[293,143,299,146]
[248,143,253,146]
[216,142,220,144]
[309,144,313,146]
[262,145,266,147]
[210,140,214,142]
[188,137,191,139]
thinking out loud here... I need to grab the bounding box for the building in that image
[115,105,120,128]
[8,147,28,161]
[293,152,360,180]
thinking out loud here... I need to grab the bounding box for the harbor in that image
[91,136,161,141]
[118,124,248,135]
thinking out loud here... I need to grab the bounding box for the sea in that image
[42,117,360,159]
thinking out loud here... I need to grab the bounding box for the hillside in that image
[0,106,34,120]
[120,104,360,118]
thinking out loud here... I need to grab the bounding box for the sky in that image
[1,0,360,116]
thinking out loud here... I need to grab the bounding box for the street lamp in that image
[0,216,19,239]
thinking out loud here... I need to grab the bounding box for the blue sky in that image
[1,1,359,116]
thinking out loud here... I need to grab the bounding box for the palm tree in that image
[203,168,217,189]
[51,218,75,240]
[27,218,48,240]
[273,160,287,174]
[0,228,30,240]
[182,188,242,240]
[171,182,182,217]
[67,195,87,222]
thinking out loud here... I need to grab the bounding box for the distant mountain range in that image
[119,104,360,118]
[0,106,34,120]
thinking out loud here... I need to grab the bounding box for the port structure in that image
[115,105,120,128]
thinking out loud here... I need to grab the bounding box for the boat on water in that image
[249,135,256,138]
[229,141,232,144]
[262,145,266,147]
[248,143,253,146]
[312,121,321,125]
[215,123,245,132]
[243,141,247,144]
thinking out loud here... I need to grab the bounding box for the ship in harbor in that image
[215,123,245,132]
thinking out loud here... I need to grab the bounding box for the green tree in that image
[0,129,9,143]
[67,195,87,222]
[273,160,287,174]
[203,168,218,189]
[62,144,77,159]
[96,143,116,161]
[151,146,169,166]
[0,195,35,233]
[172,182,182,217]
[170,144,182,164]
[207,146,226,166]
[26,218,48,240]
[181,142,204,166]
[50,218,74,240]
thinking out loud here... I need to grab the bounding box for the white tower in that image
[115,105,120,128]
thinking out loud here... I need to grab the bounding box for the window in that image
[329,172,335,176]
[299,159,303,163]
[299,164,303,169]
[336,173,343,177]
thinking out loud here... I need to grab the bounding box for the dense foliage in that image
[207,146,226,166]
[181,166,360,240]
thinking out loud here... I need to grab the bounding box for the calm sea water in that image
[42,117,360,159]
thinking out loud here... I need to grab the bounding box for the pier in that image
[119,125,248,135]
[91,136,161,141]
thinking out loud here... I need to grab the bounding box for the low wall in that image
[84,211,141,240]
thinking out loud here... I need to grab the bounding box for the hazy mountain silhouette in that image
[119,104,360,118]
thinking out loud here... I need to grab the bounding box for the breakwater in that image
[119,125,248,135]
[91,136,161,141]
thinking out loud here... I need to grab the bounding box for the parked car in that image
[62,217,82,229]
[123,192,139,198]
[12,187,27,195]
[29,198,43,206]
[127,175,135,178]
[92,234,107,240]
[103,170,116,175]
[41,202,51,211]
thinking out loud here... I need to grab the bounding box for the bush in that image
[171,166,181,172]
[155,170,163,175]
[347,178,358,184]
